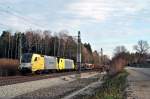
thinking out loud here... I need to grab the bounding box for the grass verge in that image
[90,70,129,99]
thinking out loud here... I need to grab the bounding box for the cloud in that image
[66,0,110,22]
[0,0,149,57]
[64,0,150,43]
[0,8,49,32]
[0,15,46,32]
[53,19,82,33]
[65,0,148,22]
[0,0,24,4]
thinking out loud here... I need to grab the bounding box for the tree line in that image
[110,40,150,74]
[114,40,150,64]
[0,30,109,65]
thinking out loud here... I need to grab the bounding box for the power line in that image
[0,6,47,29]
[6,6,48,28]
[0,23,7,29]
[0,23,11,30]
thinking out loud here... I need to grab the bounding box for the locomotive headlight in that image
[20,63,31,69]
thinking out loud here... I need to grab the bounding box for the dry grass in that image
[109,58,127,76]
[112,58,126,72]
[89,70,128,99]
[0,58,19,70]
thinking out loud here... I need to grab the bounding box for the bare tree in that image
[133,40,150,54]
[114,46,127,55]
[92,51,99,65]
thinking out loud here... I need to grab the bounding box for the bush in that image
[109,58,126,75]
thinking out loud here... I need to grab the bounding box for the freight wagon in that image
[19,53,75,74]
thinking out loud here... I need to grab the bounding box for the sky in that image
[0,0,150,57]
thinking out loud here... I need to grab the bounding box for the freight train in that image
[19,53,75,74]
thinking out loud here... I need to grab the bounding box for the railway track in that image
[0,70,95,86]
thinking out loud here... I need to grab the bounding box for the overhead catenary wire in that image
[0,23,11,30]
[7,6,48,28]
[0,5,48,59]
[0,6,48,30]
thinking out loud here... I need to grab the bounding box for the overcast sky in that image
[0,0,150,57]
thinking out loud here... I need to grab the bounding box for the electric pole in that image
[19,33,22,64]
[54,37,56,56]
[57,38,61,57]
[8,33,10,58]
[77,31,81,73]
[101,48,103,66]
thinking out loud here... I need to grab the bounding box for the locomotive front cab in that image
[19,53,33,74]
[19,53,44,74]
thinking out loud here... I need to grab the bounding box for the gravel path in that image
[13,73,103,99]
[126,67,150,99]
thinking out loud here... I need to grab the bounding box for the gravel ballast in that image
[13,72,103,99]
[0,72,100,99]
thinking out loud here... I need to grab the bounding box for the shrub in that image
[109,58,126,75]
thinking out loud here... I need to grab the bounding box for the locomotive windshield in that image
[21,53,32,63]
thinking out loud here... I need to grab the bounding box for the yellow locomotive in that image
[19,53,75,74]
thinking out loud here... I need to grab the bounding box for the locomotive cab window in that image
[21,53,32,63]
[34,57,38,61]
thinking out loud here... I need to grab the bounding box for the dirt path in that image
[126,67,150,99]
